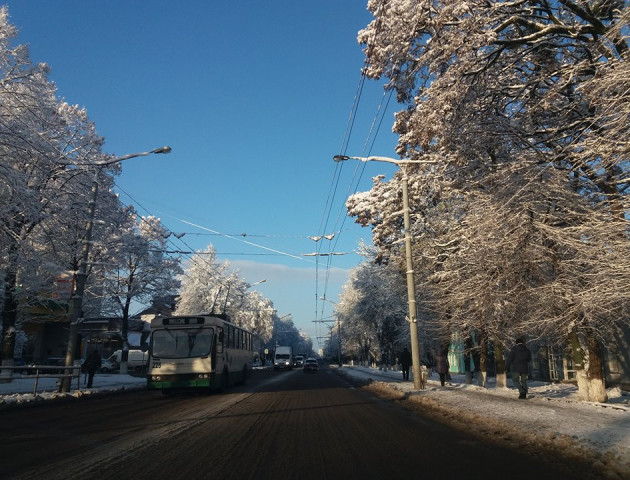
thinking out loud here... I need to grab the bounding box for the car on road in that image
[293,355,305,367]
[100,356,118,373]
[44,357,66,374]
[105,350,149,372]
[303,358,319,373]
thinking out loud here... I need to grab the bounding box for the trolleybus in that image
[147,314,253,392]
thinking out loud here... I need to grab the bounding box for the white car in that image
[99,357,118,372]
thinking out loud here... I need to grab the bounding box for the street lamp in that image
[334,154,434,389]
[59,146,172,392]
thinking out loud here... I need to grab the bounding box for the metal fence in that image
[0,365,81,395]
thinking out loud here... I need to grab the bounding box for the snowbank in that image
[0,373,146,408]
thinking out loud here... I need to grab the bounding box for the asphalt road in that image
[2,366,602,480]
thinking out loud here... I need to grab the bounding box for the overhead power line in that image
[151,250,289,256]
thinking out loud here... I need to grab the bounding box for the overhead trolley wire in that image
[316,80,395,323]
[113,183,237,291]
[312,67,368,338]
[315,10,422,345]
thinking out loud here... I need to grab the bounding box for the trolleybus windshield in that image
[152,327,214,359]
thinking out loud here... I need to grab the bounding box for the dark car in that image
[44,357,67,374]
[293,355,305,367]
[303,358,319,373]
[13,358,34,375]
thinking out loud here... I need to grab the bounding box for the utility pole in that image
[333,155,436,389]
[319,296,341,367]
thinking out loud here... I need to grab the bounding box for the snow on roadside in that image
[335,365,630,480]
[0,373,146,408]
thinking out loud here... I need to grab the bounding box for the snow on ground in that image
[335,365,630,479]
[1,366,629,477]
[0,372,146,407]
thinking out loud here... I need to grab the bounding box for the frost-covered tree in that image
[175,246,226,315]
[98,215,181,373]
[348,0,630,401]
[0,8,105,366]
[265,313,311,358]
[336,259,410,366]
[175,246,273,343]
[238,290,274,345]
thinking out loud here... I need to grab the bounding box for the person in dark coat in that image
[83,350,101,388]
[399,348,412,381]
[433,348,450,386]
[505,336,532,399]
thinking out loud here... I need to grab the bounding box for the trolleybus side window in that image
[217,327,224,353]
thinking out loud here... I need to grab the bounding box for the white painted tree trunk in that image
[495,372,508,388]
[570,329,608,403]
[575,370,607,403]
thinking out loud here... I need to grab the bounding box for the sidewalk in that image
[0,372,146,406]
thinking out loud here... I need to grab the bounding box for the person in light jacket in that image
[505,337,532,399]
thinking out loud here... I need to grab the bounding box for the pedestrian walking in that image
[434,347,450,386]
[399,348,412,381]
[505,336,532,399]
[83,350,101,388]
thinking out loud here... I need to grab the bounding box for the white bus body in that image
[147,315,253,392]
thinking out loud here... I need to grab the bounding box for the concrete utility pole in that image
[319,296,341,367]
[333,154,435,389]
[59,147,171,392]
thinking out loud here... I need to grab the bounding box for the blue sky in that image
[5,1,401,351]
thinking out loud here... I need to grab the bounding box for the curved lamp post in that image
[59,146,172,392]
[333,154,435,389]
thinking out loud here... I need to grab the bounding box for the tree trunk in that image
[585,332,607,403]
[1,267,19,381]
[494,340,508,388]
[478,330,488,388]
[568,328,608,403]
[464,335,473,384]
[119,299,131,375]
